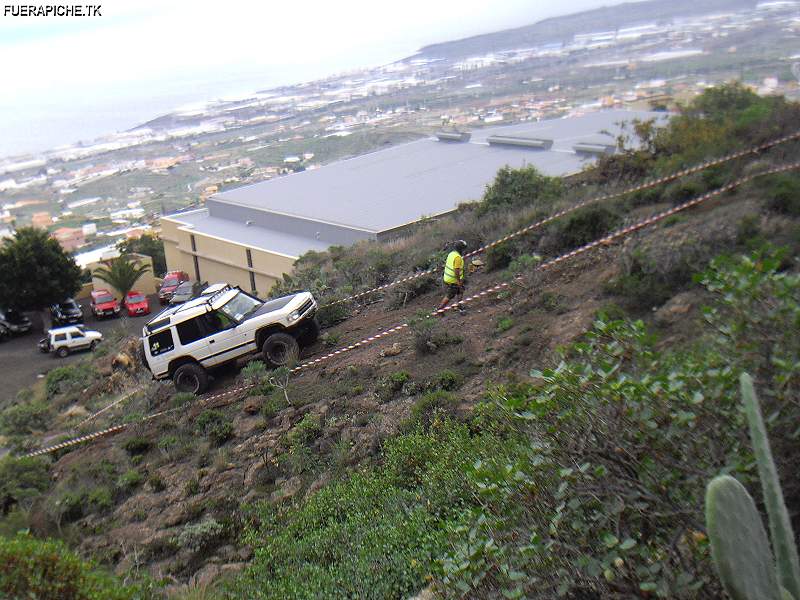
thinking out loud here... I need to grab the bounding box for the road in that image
[0,295,160,406]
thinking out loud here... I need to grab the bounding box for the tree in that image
[478,165,563,216]
[117,233,166,275]
[93,256,151,301]
[0,227,82,311]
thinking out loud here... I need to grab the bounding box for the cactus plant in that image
[704,374,800,600]
[706,475,782,600]
[740,373,800,599]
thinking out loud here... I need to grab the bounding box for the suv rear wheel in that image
[262,333,299,368]
[174,362,209,394]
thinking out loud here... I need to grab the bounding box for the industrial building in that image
[161,109,663,295]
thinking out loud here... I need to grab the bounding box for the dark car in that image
[168,281,203,305]
[50,298,84,326]
[0,308,32,335]
[158,270,190,305]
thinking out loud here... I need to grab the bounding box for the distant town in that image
[1,0,798,270]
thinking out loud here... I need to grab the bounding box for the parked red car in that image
[125,291,150,316]
[158,271,190,305]
[90,289,120,319]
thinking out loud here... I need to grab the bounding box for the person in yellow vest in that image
[437,240,467,312]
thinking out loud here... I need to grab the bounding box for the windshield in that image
[128,294,145,303]
[96,294,115,303]
[60,300,78,311]
[163,277,179,286]
[219,291,262,322]
[175,282,193,293]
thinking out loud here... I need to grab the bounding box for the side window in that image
[71,330,85,339]
[176,317,207,345]
[203,310,235,334]
[54,333,67,342]
[149,330,174,356]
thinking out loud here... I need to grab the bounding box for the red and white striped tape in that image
[322,130,800,308]
[23,160,800,458]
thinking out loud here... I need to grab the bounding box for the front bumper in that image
[8,323,32,333]
[58,316,83,324]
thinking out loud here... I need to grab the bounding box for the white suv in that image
[141,285,319,394]
[38,325,103,358]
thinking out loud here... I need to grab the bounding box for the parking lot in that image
[0,295,159,405]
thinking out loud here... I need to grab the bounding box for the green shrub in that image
[736,214,763,247]
[431,370,461,392]
[376,371,412,403]
[170,392,196,408]
[147,473,166,493]
[233,421,509,599]
[321,332,341,348]
[86,486,113,512]
[551,204,620,252]
[316,302,350,328]
[664,176,707,205]
[0,456,51,514]
[763,173,800,216]
[262,392,289,420]
[157,434,179,452]
[410,391,457,429]
[196,410,233,446]
[410,313,461,355]
[0,534,136,600]
[175,518,225,553]
[116,469,143,491]
[607,248,694,310]
[496,316,514,333]
[505,253,541,278]
[287,414,322,447]
[410,313,438,355]
[485,242,515,271]
[435,249,800,598]
[185,478,200,497]
[0,400,51,435]
[241,361,276,396]
[479,165,562,216]
[121,436,151,456]
[45,363,95,399]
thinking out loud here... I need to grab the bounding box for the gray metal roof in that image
[211,109,666,233]
[168,209,332,259]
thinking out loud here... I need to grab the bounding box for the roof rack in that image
[144,285,242,334]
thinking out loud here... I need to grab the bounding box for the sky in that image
[0,0,627,158]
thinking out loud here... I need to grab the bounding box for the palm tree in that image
[93,256,151,303]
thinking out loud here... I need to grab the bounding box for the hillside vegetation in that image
[1,84,799,599]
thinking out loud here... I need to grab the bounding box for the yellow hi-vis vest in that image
[443,251,464,284]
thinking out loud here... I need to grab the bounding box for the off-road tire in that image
[174,362,209,394]
[90,340,98,351]
[56,347,69,358]
[262,333,299,368]
[296,318,320,346]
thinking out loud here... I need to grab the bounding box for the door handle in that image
[209,339,215,344]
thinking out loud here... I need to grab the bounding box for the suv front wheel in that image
[262,333,299,368]
[174,362,209,394]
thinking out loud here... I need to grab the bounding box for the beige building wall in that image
[89,253,157,298]
[160,215,297,298]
